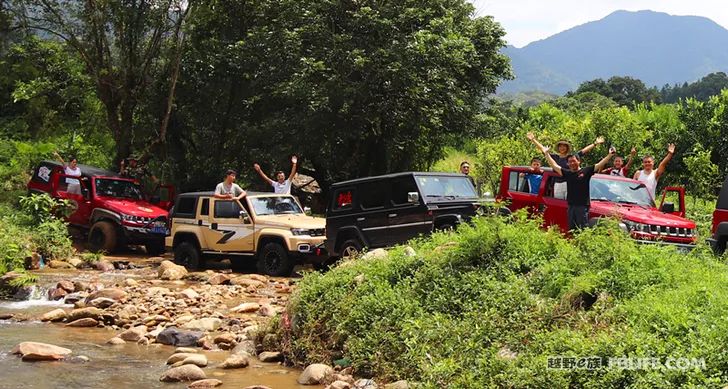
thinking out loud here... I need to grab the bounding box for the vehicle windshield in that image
[250,196,303,216]
[590,176,655,207]
[94,178,144,200]
[415,175,477,199]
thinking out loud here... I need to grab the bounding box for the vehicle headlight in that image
[291,228,310,236]
[622,220,646,232]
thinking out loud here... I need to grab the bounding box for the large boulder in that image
[66,318,99,327]
[230,302,260,313]
[159,364,206,382]
[219,354,249,369]
[119,325,148,342]
[93,260,115,272]
[57,280,75,292]
[182,317,222,332]
[188,379,223,388]
[48,288,68,301]
[258,351,283,363]
[157,327,204,347]
[40,308,67,322]
[298,364,334,385]
[12,342,72,361]
[174,354,208,368]
[66,307,103,322]
[158,260,188,280]
[48,260,75,269]
[207,274,231,285]
[167,353,197,365]
[85,288,128,303]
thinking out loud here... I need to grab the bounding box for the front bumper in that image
[291,240,328,263]
[633,239,696,252]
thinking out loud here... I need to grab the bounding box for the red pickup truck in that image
[27,160,173,254]
[497,166,697,249]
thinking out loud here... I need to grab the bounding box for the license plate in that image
[151,226,168,234]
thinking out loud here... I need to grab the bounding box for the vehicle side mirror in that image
[407,192,419,203]
[239,211,251,224]
[150,195,161,204]
[660,202,675,213]
[81,188,90,199]
[304,206,312,215]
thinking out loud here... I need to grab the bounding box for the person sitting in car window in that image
[214,169,247,200]
[53,151,82,195]
[519,157,543,195]
[253,155,298,194]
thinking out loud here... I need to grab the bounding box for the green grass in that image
[279,216,728,388]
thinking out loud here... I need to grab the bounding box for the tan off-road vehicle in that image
[165,191,326,276]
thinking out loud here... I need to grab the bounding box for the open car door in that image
[659,186,686,218]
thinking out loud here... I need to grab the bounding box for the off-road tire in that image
[339,238,363,259]
[174,241,201,271]
[88,221,118,253]
[145,240,165,256]
[436,223,454,232]
[257,242,294,276]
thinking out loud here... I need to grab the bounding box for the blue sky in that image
[472,0,728,47]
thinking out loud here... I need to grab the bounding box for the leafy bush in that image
[31,219,73,260]
[280,217,728,387]
[0,221,33,274]
[18,193,73,225]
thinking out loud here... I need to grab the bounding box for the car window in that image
[214,200,242,219]
[508,171,537,194]
[333,189,354,210]
[391,177,418,206]
[250,196,303,216]
[200,198,210,217]
[94,178,143,200]
[359,183,387,210]
[174,197,196,218]
[416,175,478,198]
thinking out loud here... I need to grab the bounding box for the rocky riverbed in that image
[0,252,393,389]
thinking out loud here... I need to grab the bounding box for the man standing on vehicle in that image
[253,156,298,194]
[214,169,247,200]
[540,144,615,230]
[633,144,676,199]
[601,147,637,177]
[526,132,605,199]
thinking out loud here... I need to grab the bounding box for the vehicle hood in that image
[590,202,696,228]
[102,199,169,218]
[254,214,326,229]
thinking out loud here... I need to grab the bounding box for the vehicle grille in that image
[638,224,695,238]
[309,228,326,237]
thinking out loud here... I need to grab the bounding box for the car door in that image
[203,199,255,252]
[356,181,391,248]
[504,168,543,217]
[387,176,428,245]
[53,173,91,225]
[541,173,569,232]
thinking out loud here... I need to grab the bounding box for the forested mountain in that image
[499,10,728,94]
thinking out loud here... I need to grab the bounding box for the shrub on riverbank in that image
[279,216,728,388]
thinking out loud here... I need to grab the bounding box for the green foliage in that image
[81,251,103,264]
[31,219,73,260]
[661,72,728,103]
[569,76,661,107]
[281,217,728,387]
[18,193,73,225]
[684,145,720,201]
[7,272,38,287]
[0,221,33,274]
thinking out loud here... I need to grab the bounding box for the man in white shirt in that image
[253,156,298,194]
[634,144,675,199]
[214,169,247,200]
[53,151,82,195]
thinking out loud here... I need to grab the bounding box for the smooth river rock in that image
[119,325,148,342]
[65,318,99,327]
[159,364,207,382]
[188,379,223,388]
[219,354,249,369]
[40,308,67,322]
[12,342,72,361]
[158,260,188,280]
[298,364,334,385]
[157,327,204,347]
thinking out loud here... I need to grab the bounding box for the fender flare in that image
[90,208,121,224]
[433,214,462,229]
[257,231,290,252]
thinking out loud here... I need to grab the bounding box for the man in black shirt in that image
[541,145,615,230]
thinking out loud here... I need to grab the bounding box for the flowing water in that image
[0,256,318,389]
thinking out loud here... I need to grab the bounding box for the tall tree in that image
[172,0,511,193]
[10,0,191,164]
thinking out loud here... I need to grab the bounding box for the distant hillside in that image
[499,10,728,95]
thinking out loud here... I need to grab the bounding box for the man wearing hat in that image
[526,132,605,199]
[214,169,247,200]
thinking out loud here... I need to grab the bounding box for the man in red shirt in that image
[601,147,636,177]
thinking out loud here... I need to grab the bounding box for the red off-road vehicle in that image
[709,176,728,254]
[498,166,697,249]
[27,160,173,254]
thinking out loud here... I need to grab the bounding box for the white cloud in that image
[472,0,728,47]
